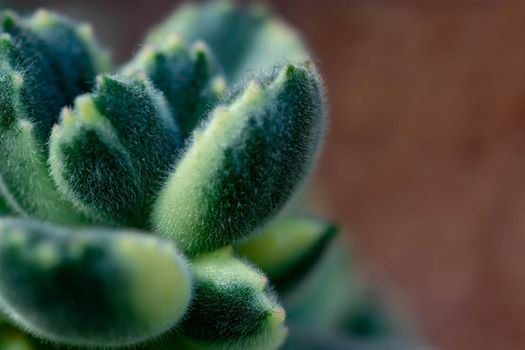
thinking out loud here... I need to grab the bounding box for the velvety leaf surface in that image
[146,0,308,82]
[0,68,86,225]
[0,11,68,144]
[124,36,225,140]
[179,249,286,350]
[0,218,192,347]
[49,75,180,226]
[153,63,325,255]
[0,9,107,225]
[27,9,110,102]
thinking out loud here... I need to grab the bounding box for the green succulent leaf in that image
[236,214,337,291]
[0,9,108,225]
[0,9,107,144]
[124,36,225,140]
[0,11,69,144]
[0,3,342,349]
[49,75,180,226]
[0,67,86,225]
[27,9,110,102]
[146,0,308,82]
[179,249,287,350]
[153,63,325,255]
[0,217,193,347]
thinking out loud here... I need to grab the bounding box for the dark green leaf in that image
[153,63,325,255]
[0,217,192,347]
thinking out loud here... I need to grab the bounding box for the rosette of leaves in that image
[0,1,360,349]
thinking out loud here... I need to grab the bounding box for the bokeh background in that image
[2,0,524,349]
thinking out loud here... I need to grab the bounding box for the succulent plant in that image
[0,1,375,349]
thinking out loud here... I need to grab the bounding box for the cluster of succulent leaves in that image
[0,1,399,349]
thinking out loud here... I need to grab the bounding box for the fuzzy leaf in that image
[124,36,225,139]
[49,75,180,226]
[153,63,325,255]
[146,0,307,82]
[27,9,110,101]
[0,10,107,144]
[0,12,68,144]
[179,249,287,350]
[0,68,86,225]
[236,214,337,291]
[93,75,181,185]
[0,217,192,347]
[0,10,107,225]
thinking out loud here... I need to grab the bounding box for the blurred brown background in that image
[3,0,525,349]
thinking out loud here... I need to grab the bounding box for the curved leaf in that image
[146,0,308,82]
[179,249,286,350]
[49,75,180,226]
[124,36,225,139]
[236,214,337,291]
[0,66,85,225]
[153,63,325,255]
[0,217,192,347]
[27,9,110,101]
